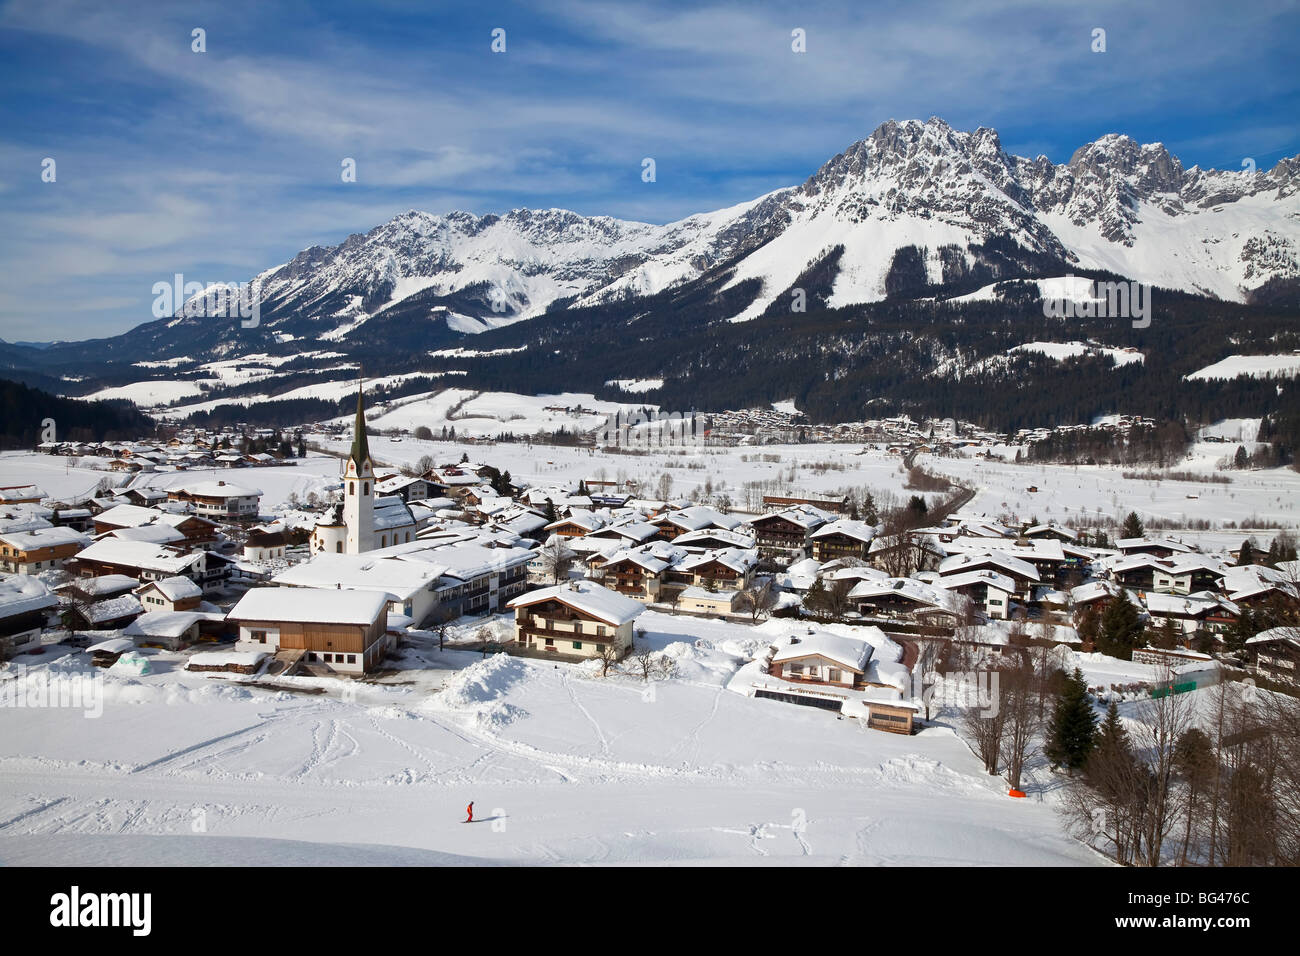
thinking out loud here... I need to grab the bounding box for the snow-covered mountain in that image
[60,118,1300,367]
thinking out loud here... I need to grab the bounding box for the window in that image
[347,655,356,664]
[251,630,267,644]
[545,638,554,647]
[829,668,842,683]
[363,482,369,495]
[336,542,343,553]
[595,644,605,654]
[572,641,582,650]
[349,482,354,496]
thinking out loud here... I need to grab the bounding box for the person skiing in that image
[464,801,474,823]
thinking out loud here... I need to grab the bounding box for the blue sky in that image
[1,0,1297,342]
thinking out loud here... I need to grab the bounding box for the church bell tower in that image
[343,381,375,554]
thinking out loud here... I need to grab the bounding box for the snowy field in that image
[0,612,1104,866]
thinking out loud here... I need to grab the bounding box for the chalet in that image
[93,504,218,550]
[135,576,203,612]
[0,574,57,658]
[1149,555,1227,595]
[671,527,756,552]
[1244,628,1300,685]
[69,539,226,593]
[768,631,871,689]
[598,545,681,603]
[544,510,609,539]
[651,506,744,541]
[1144,591,1238,636]
[167,480,262,522]
[1023,523,1077,543]
[848,577,963,625]
[88,636,135,668]
[228,586,391,674]
[810,519,877,562]
[0,526,90,575]
[748,505,833,559]
[1117,537,1195,559]
[677,547,758,591]
[937,569,1018,620]
[0,485,45,505]
[112,487,169,508]
[761,494,849,515]
[506,580,643,661]
[939,551,1040,598]
[244,525,290,563]
[583,520,660,548]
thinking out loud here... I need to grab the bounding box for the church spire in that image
[350,373,370,469]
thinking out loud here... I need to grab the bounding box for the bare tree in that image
[739,578,777,624]
[593,639,622,677]
[1000,661,1039,792]
[960,664,1009,775]
[537,536,576,585]
[913,638,945,721]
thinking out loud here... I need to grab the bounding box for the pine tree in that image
[862,492,879,525]
[803,578,828,619]
[1237,538,1256,566]
[1121,511,1145,540]
[542,498,557,524]
[1098,591,1144,660]
[1045,668,1098,771]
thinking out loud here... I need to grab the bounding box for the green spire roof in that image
[350,384,370,468]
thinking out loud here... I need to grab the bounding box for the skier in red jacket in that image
[465,801,474,823]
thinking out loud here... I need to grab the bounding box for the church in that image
[311,386,421,555]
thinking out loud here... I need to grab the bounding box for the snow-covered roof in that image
[229,586,389,625]
[73,539,200,574]
[679,547,759,575]
[81,594,143,624]
[939,550,1040,581]
[507,580,644,626]
[272,554,442,601]
[172,481,262,498]
[123,610,206,639]
[937,569,1018,594]
[772,631,872,673]
[811,518,877,543]
[671,527,755,550]
[0,525,90,551]
[87,636,134,654]
[0,573,58,617]
[139,575,203,602]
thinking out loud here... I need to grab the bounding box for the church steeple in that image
[349,381,371,470]
[343,371,375,553]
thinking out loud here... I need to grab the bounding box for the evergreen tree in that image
[1238,538,1256,566]
[906,495,928,520]
[1098,591,1144,660]
[542,498,557,524]
[1234,445,1249,469]
[862,492,879,525]
[1045,668,1098,771]
[1120,511,1145,540]
[803,578,829,619]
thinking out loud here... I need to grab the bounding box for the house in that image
[651,506,744,540]
[167,480,262,522]
[0,525,90,575]
[675,586,741,616]
[937,569,1018,620]
[68,594,143,631]
[272,553,444,628]
[677,547,758,591]
[810,519,876,562]
[228,586,391,674]
[0,573,57,658]
[123,610,206,650]
[1116,537,1195,558]
[68,539,226,593]
[1244,627,1300,685]
[506,580,643,660]
[748,505,833,559]
[0,485,45,505]
[135,576,203,612]
[244,525,290,563]
[848,577,964,625]
[761,494,849,514]
[1143,591,1238,637]
[939,551,1040,598]
[768,631,872,689]
[92,504,218,550]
